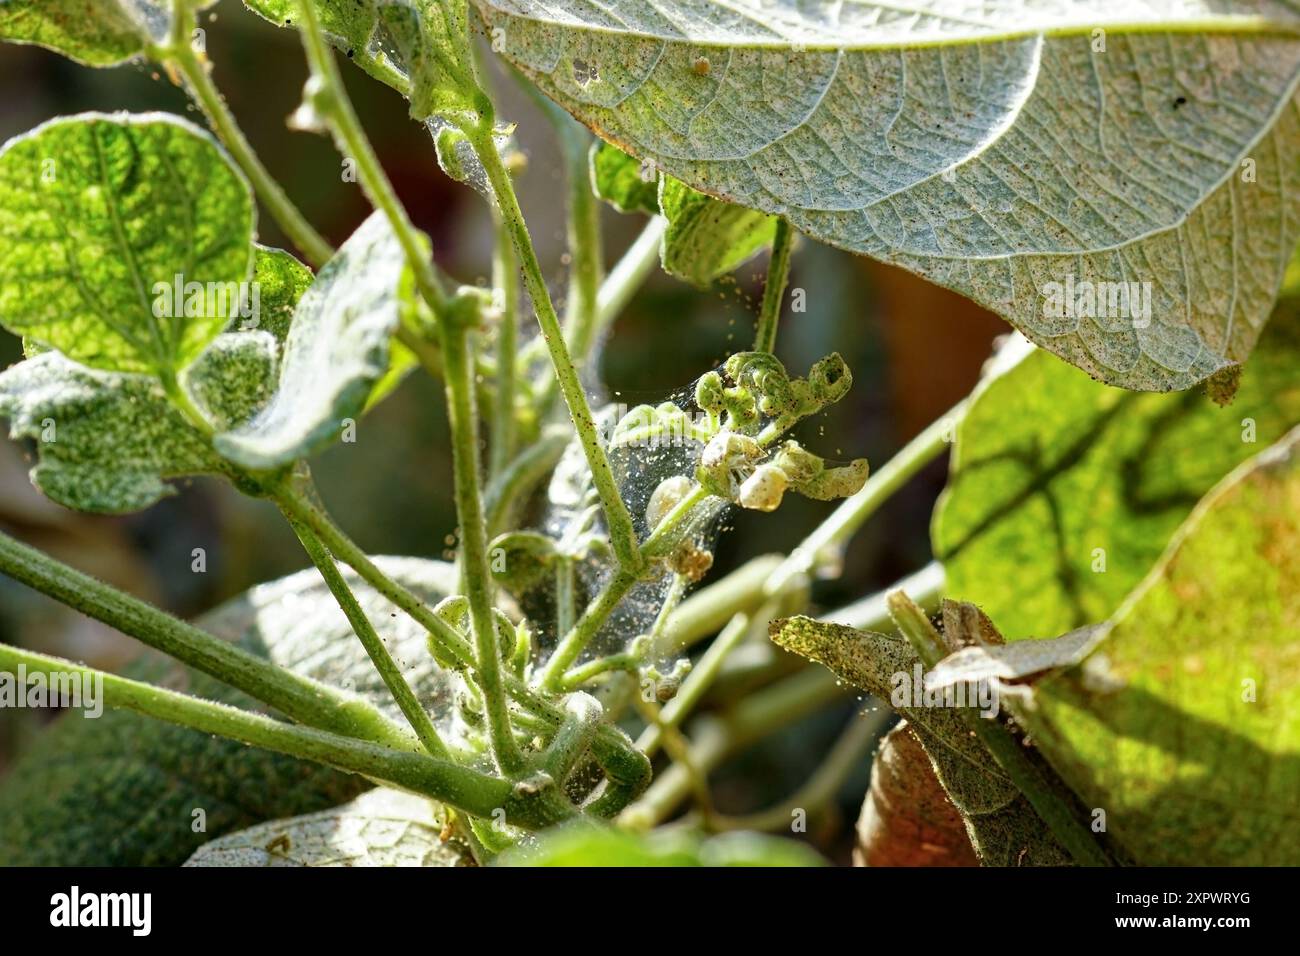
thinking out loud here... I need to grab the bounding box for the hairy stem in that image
[765,400,965,596]
[489,220,520,478]
[440,319,525,774]
[703,708,883,833]
[274,486,650,791]
[0,529,408,748]
[619,665,847,829]
[157,10,334,269]
[596,217,667,337]
[294,0,451,313]
[282,510,451,759]
[0,644,573,829]
[753,219,793,354]
[469,123,643,572]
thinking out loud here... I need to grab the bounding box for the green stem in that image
[539,570,638,689]
[273,484,650,795]
[753,219,793,354]
[294,0,451,313]
[0,529,407,748]
[559,129,602,363]
[469,124,643,572]
[887,591,1114,867]
[484,426,568,536]
[619,665,847,829]
[0,644,573,829]
[157,14,333,269]
[542,692,602,784]
[596,217,666,337]
[489,219,520,478]
[439,320,526,774]
[518,215,666,370]
[635,611,754,759]
[282,511,451,759]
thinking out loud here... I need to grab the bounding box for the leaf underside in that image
[183,788,472,867]
[477,0,1300,391]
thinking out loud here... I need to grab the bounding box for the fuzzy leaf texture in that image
[0,558,462,866]
[770,615,1072,865]
[242,0,480,120]
[0,113,254,376]
[0,247,308,513]
[215,212,413,469]
[0,0,193,66]
[477,0,1300,391]
[934,298,1300,640]
[1024,426,1300,865]
[183,788,473,867]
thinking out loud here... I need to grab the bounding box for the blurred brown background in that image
[0,2,1004,833]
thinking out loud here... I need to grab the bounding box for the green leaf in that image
[376,0,481,122]
[934,306,1300,640]
[0,0,165,66]
[249,245,315,344]
[589,141,657,215]
[0,113,254,376]
[0,557,459,866]
[0,350,233,513]
[243,0,481,116]
[590,141,776,285]
[659,177,777,287]
[770,615,1072,865]
[1025,427,1300,865]
[183,788,472,866]
[215,212,411,469]
[498,823,825,867]
[477,0,1300,391]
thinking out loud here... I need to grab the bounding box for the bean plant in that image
[0,0,1297,867]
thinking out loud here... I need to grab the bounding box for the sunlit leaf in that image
[478,0,1300,390]
[1025,427,1300,865]
[498,823,824,867]
[0,0,174,66]
[0,113,254,376]
[215,212,411,469]
[934,305,1300,640]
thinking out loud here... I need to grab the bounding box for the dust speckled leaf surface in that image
[184,788,472,867]
[0,0,175,66]
[770,616,1071,865]
[0,557,461,866]
[215,212,412,470]
[0,350,234,513]
[477,0,1300,391]
[0,113,254,376]
[1025,427,1300,866]
[934,304,1300,640]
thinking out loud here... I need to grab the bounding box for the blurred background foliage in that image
[0,1,1006,858]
